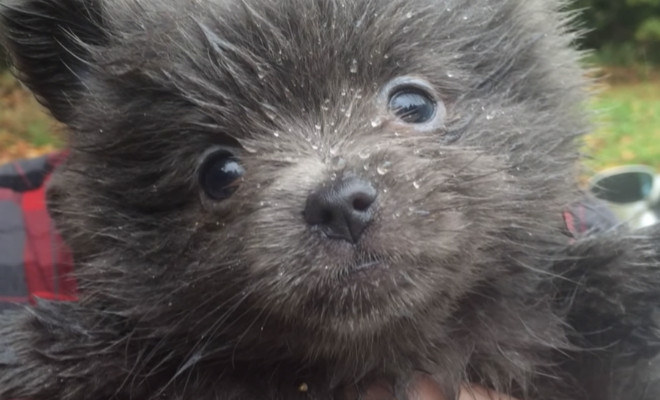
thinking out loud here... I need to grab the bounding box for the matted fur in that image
[1,0,660,399]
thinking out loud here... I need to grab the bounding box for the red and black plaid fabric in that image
[0,151,77,312]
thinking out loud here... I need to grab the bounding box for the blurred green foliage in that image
[571,0,660,65]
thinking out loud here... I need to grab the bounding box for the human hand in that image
[410,376,517,400]
[358,376,517,400]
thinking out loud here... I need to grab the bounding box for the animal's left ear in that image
[0,0,109,124]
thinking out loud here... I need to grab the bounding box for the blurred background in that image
[0,0,659,173]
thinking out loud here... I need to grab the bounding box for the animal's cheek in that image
[361,189,471,261]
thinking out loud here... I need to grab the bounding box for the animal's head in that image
[0,0,590,355]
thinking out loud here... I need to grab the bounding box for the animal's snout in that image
[303,177,378,244]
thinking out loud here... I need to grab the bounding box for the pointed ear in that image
[0,0,109,123]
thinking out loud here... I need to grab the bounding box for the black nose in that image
[304,177,378,244]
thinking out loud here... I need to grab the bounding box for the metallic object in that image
[588,165,660,229]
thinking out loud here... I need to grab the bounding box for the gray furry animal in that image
[1,0,660,399]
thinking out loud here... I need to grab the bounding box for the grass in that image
[583,82,660,172]
[1,71,659,175]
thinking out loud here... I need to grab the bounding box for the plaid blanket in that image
[0,151,77,312]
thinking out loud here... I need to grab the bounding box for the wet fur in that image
[2,0,660,399]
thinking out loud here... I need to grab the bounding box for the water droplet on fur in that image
[315,124,322,131]
[377,161,392,175]
[358,149,371,159]
[273,131,280,137]
[406,11,413,18]
[371,117,383,128]
[403,26,410,33]
[446,71,455,78]
[363,163,370,171]
[238,140,257,153]
[330,156,347,170]
[265,110,277,121]
[486,113,495,120]
[341,89,347,96]
[413,181,421,189]
[462,15,468,20]
[345,110,352,118]
[350,59,358,74]
[384,53,390,59]
[321,99,331,111]
[312,144,319,150]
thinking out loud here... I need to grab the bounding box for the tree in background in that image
[572,0,660,65]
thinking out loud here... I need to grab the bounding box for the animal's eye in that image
[199,150,244,200]
[388,88,436,124]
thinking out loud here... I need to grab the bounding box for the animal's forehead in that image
[113,0,504,83]
[193,0,489,67]
[108,0,509,115]
[98,0,549,143]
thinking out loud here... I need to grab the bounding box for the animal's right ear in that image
[0,0,109,124]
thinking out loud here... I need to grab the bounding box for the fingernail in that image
[408,376,447,400]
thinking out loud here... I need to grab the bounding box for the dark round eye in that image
[388,88,436,124]
[199,150,244,200]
